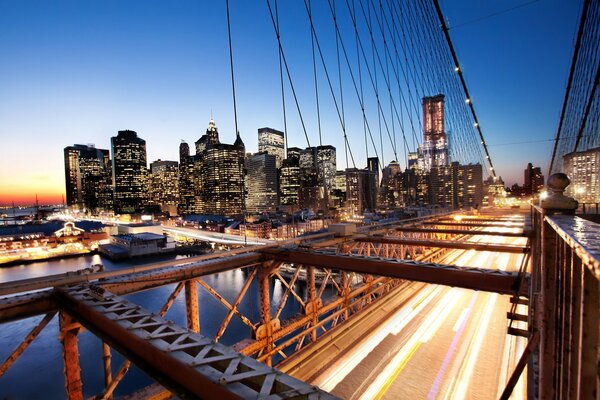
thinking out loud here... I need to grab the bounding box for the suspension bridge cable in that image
[265,0,312,148]
[308,0,323,147]
[274,0,289,156]
[432,0,497,177]
[301,0,358,168]
[333,0,350,170]
[549,0,590,174]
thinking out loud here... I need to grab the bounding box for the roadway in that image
[303,216,529,399]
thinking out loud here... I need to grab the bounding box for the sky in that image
[0,0,581,205]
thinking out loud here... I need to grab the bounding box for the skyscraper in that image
[195,119,245,216]
[523,163,544,195]
[111,130,147,213]
[422,95,449,171]
[246,152,278,213]
[317,145,337,209]
[280,157,300,208]
[178,141,196,215]
[149,159,179,214]
[258,127,285,168]
[64,144,112,212]
[380,160,402,209]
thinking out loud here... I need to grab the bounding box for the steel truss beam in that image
[55,284,338,400]
[394,226,531,237]
[422,221,526,228]
[261,248,522,295]
[354,236,529,254]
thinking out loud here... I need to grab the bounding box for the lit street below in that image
[305,219,529,399]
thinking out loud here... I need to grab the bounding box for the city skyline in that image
[0,1,581,205]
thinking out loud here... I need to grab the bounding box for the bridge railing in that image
[529,204,599,399]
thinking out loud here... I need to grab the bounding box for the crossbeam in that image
[261,248,522,295]
[354,236,529,254]
[394,226,531,237]
[54,284,337,400]
[423,221,526,228]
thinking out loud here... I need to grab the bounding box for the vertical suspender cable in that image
[225,0,246,243]
[549,0,590,175]
[275,0,289,156]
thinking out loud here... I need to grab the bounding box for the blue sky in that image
[0,0,581,204]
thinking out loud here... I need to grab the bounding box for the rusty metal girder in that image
[394,226,531,237]
[354,236,529,254]
[54,284,338,400]
[0,253,263,323]
[261,248,522,295]
[422,221,526,228]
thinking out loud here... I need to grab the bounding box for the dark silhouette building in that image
[523,163,544,195]
[64,144,112,212]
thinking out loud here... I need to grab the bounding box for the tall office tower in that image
[564,147,600,203]
[246,152,278,213]
[111,130,147,214]
[178,141,196,215]
[380,160,402,208]
[331,170,347,209]
[258,127,285,168]
[149,160,179,214]
[280,157,300,208]
[197,119,245,216]
[430,162,483,209]
[422,94,449,171]
[287,147,302,161]
[299,167,320,211]
[299,147,316,169]
[345,167,377,215]
[402,168,431,207]
[316,145,337,206]
[195,117,220,154]
[64,144,112,212]
[523,163,545,195]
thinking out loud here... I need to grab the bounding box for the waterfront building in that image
[246,152,278,213]
[299,167,320,211]
[149,159,179,215]
[64,144,112,212]
[483,176,507,206]
[280,157,300,208]
[258,127,285,168]
[111,130,148,214]
[178,141,196,215]
[422,95,449,171]
[523,162,545,195]
[563,146,600,203]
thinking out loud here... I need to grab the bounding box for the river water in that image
[0,253,307,399]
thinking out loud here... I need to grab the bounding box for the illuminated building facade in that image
[178,141,196,215]
[430,162,483,209]
[345,167,376,215]
[258,127,285,168]
[149,160,179,214]
[195,119,245,216]
[564,146,600,203]
[111,130,148,214]
[64,144,112,212]
[422,95,449,171]
[380,160,402,209]
[331,170,347,208]
[246,152,278,213]
[279,157,300,207]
